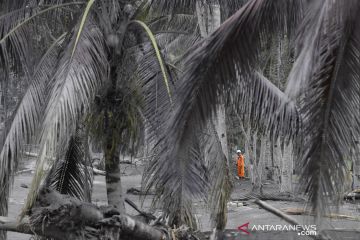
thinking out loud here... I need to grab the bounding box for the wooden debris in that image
[1,188,167,240]
[282,208,360,221]
[254,199,331,240]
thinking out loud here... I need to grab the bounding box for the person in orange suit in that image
[236,150,245,179]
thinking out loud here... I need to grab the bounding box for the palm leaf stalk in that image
[130,20,173,103]
[130,22,179,146]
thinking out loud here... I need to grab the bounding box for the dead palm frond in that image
[144,120,209,229]
[133,40,177,144]
[0,33,65,221]
[289,0,360,218]
[45,126,93,202]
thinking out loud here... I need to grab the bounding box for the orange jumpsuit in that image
[237,154,245,178]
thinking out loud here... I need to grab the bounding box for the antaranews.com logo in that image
[238,222,317,236]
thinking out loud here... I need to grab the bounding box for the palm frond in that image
[133,21,208,225]
[217,0,248,20]
[147,14,197,34]
[0,2,86,79]
[149,0,260,21]
[285,0,326,99]
[0,0,26,12]
[143,123,208,229]
[130,20,173,103]
[95,0,122,29]
[0,34,65,221]
[135,32,210,228]
[295,0,360,218]
[0,5,36,78]
[231,71,299,142]
[0,3,85,44]
[149,0,222,15]
[45,126,93,202]
[72,0,95,57]
[165,0,302,147]
[128,28,180,145]
[24,13,108,211]
[149,0,198,15]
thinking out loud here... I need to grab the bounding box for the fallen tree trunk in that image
[254,199,302,226]
[282,208,360,221]
[93,167,106,176]
[0,217,33,235]
[254,199,331,240]
[0,188,167,240]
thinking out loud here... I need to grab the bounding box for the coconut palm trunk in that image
[101,1,132,212]
[103,78,126,212]
[103,65,126,212]
[104,134,125,212]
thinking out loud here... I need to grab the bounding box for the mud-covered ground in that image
[6,163,360,240]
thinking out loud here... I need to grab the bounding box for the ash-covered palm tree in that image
[0,0,181,238]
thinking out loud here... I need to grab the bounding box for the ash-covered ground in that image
[7,161,360,240]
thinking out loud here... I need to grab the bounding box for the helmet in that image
[236,150,241,153]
